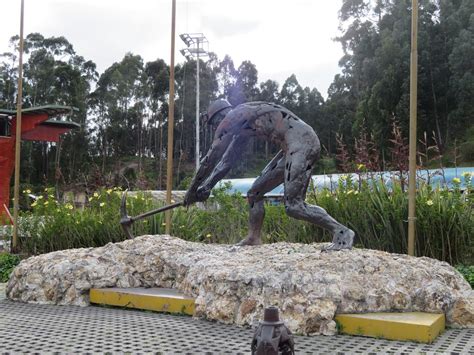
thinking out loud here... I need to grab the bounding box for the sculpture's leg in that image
[237,151,285,246]
[283,149,354,251]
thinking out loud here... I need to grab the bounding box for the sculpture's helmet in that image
[203,99,232,125]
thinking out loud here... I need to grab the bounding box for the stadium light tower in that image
[180,33,209,171]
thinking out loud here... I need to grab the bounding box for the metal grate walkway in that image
[0,298,473,354]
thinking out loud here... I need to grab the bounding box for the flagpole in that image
[165,0,176,234]
[408,0,418,256]
[12,0,25,252]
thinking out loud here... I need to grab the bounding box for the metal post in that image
[12,0,25,252]
[195,39,200,171]
[165,0,176,235]
[408,0,418,256]
[179,33,208,172]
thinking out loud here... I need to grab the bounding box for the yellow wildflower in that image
[426,200,434,206]
[461,172,471,178]
[99,202,105,207]
[357,163,365,170]
[44,201,49,206]
[452,177,461,184]
[93,192,99,197]
[37,195,43,200]
[65,203,74,210]
[206,233,212,238]
[31,201,38,207]
[88,197,93,202]
[106,189,113,194]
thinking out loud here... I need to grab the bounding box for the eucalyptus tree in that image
[258,79,280,103]
[0,50,17,110]
[143,58,169,187]
[1,33,97,185]
[174,53,219,183]
[279,74,304,114]
[91,53,145,168]
[326,0,474,162]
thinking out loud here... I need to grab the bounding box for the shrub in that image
[0,253,20,282]
[16,173,473,265]
[455,265,474,288]
[19,187,151,254]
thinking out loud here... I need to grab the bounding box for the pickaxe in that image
[120,190,183,239]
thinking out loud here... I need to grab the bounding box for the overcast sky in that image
[1,0,344,98]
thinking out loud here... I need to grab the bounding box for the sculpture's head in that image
[202,99,232,125]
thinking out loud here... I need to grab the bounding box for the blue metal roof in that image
[218,167,474,196]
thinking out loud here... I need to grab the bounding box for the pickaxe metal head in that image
[120,189,134,239]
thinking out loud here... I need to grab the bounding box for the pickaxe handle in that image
[120,189,184,239]
[128,201,183,223]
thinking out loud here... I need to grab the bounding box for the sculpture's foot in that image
[236,235,262,246]
[322,228,355,252]
[227,236,261,252]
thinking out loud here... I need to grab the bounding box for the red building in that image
[0,105,79,222]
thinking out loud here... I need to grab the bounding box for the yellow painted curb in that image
[90,287,195,316]
[335,312,445,343]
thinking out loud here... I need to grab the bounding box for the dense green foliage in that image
[455,265,474,288]
[15,175,473,265]
[0,0,473,191]
[0,253,20,282]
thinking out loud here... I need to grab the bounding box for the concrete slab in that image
[335,312,445,343]
[90,287,195,315]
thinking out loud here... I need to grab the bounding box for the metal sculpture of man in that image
[183,100,354,250]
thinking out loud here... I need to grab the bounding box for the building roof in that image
[40,119,80,129]
[0,105,80,128]
[0,104,78,116]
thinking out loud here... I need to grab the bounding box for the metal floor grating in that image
[0,299,472,353]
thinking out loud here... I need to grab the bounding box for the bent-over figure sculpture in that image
[184,100,354,250]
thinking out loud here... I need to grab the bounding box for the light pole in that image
[180,33,208,171]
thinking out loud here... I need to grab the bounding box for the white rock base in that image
[7,235,473,335]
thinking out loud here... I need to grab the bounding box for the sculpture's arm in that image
[184,128,234,205]
[197,135,249,197]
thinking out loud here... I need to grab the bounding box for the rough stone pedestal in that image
[7,235,473,335]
